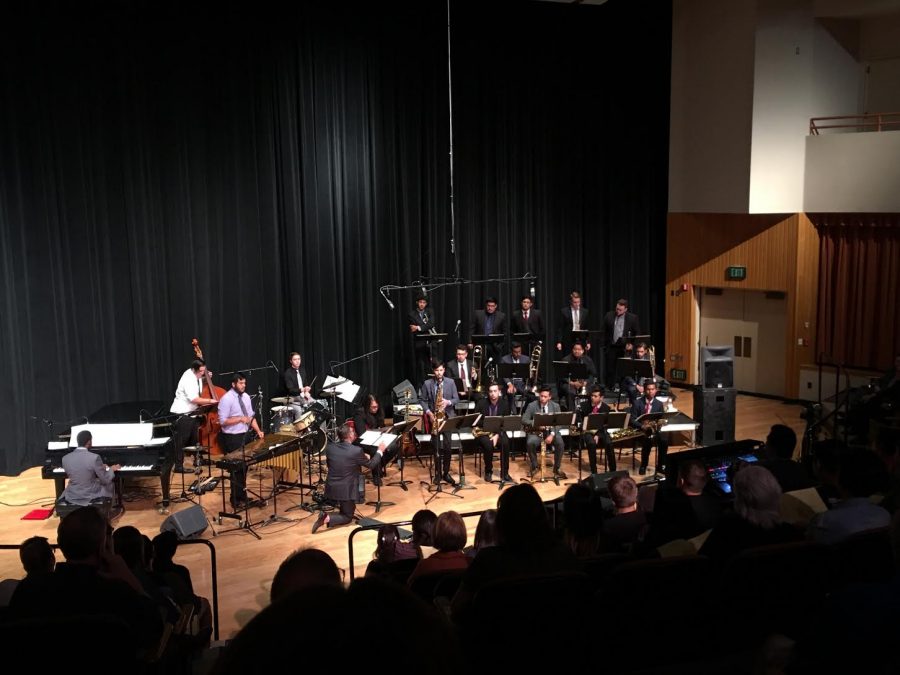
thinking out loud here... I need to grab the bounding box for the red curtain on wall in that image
[812,214,900,371]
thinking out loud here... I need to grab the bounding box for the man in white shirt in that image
[170,359,219,472]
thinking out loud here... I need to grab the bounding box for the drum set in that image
[269,397,333,445]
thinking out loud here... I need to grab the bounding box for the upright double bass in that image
[192,338,227,455]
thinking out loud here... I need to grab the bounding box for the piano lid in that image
[69,423,155,447]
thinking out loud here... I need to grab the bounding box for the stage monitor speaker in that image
[392,379,418,403]
[693,388,736,445]
[160,504,208,540]
[580,470,629,495]
[700,345,734,389]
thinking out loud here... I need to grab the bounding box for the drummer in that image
[282,351,315,419]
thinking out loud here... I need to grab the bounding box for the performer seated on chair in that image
[282,351,314,419]
[446,344,480,402]
[218,373,264,508]
[522,386,566,480]
[631,380,668,476]
[312,424,386,533]
[352,394,394,483]
[501,342,537,411]
[578,386,615,474]
[61,430,121,507]
[557,341,596,411]
[622,342,672,405]
[420,359,460,486]
[475,383,513,483]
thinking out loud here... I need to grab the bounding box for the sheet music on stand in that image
[323,376,360,404]
[358,429,400,448]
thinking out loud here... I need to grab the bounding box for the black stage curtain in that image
[0,0,670,474]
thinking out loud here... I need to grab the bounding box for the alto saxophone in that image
[434,379,445,426]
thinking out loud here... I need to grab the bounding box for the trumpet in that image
[528,342,542,393]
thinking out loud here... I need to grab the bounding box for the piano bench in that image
[55,496,112,521]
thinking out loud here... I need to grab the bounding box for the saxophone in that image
[434,378,446,426]
[528,342,542,393]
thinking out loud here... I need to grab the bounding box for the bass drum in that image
[302,428,327,457]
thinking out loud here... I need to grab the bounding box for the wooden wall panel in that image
[665,212,818,398]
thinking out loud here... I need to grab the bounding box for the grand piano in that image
[42,401,175,509]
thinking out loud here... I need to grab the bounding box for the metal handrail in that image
[809,112,900,135]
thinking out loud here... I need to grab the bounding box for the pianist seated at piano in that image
[219,373,265,507]
[61,430,121,512]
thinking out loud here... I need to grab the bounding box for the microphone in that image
[420,285,427,298]
[380,289,395,310]
[530,283,536,298]
[267,360,280,374]
[454,319,461,334]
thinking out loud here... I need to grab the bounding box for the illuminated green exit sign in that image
[726,266,747,280]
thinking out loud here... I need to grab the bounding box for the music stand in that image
[443,413,479,494]
[512,332,542,348]
[471,333,506,362]
[567,329,590,349]
[415,332,447,365]
[387,419,416,491]
[479,414,522,490]
[420,415,465,505]
[613,357,653,408]
[623,334,651,353]
[358,428,400,512]
[525,411,574,486]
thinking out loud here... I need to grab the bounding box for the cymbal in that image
[271,396,291,404]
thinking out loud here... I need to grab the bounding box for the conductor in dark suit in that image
[631,380,668,475]
[312,424,385,533]
[603,298,641,388]
[468,296,507,362]
[474,383,513,483]
[511,296,544,344]
[555,290,590,355]
[61,430,120,506]
[408,295,438,384]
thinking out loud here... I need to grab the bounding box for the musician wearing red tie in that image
[578,386,615,474]
[631,380,668,475]
[512,296,544,341]
[446,345,479,401]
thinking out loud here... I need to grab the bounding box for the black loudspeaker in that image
[693,388,736,445]
[160,504,208,540]
[700,345,734,388]
[580,470,629,494]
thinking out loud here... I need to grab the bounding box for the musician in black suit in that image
[501,342,536,409]
[420,360,461,486]
[557,342,597,411]
[408,295,438,384]
[578,386,616,474]
[352,394,393,483]
[512,296,544,342]
[555,290,590,354]
[602,298,641,388]
[312,424,386,533]
[282,351,314,418]
[446,345,479,401]
[474,383,513,483]
[468,296,507,362]
[631,380,668,475]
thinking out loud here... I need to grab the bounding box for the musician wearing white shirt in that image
[282,351,314,418]
[170,359,218,473]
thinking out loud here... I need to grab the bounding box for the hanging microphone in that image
[530,283,536,298]
[454,319,461,333]
[380,289,395,310]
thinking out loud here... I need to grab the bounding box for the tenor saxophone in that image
[434,379,445,425]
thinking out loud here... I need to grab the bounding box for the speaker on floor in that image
[160,504,208,540]
[580,470,629,495]
[693,388,736,445]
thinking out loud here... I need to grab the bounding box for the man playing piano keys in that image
[61,429,121,513]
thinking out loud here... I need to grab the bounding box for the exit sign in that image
[726,266,747,280]
[670,368,687,380]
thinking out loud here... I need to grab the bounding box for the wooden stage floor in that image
[0,388,806,638]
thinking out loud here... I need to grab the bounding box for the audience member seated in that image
[807,448,891,545]
[411,509,438,558]
[699,466,802,566]
[645,459,723,547]
[759,424,815,493]
[407,511,470,585]
[213,578,461,675]
[0,536,55,607]
[151,529,212,645]
[8,506,162,654]
[270,548,343,603]
[450,483,581,623]
[365,524,420,579]
[562,483,605,557]
[112,525,176,620]
[810,438,846,506]
[600,475,648,552]
[463,509,499,559]
[874,427,900,515]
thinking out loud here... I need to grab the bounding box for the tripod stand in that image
[387,419,416,491]
[171,445,203,505]
[258,464,296,527]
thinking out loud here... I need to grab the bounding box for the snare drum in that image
[293,410,318,433]
[270,406,295,433]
